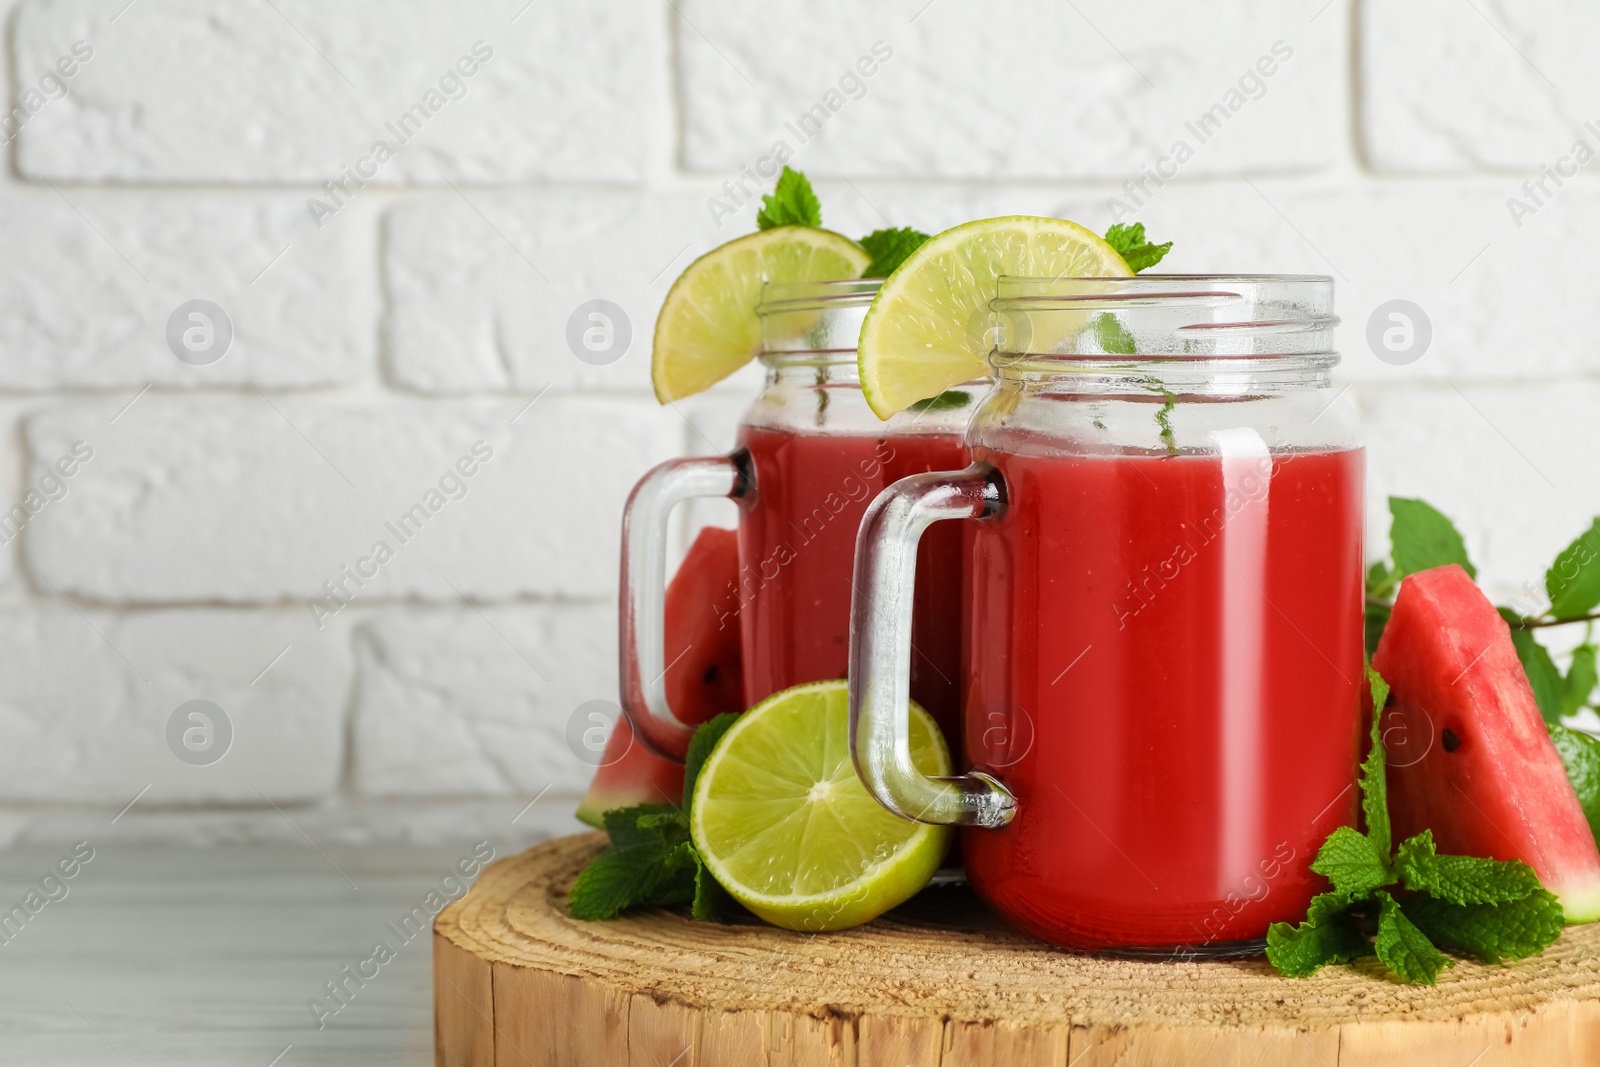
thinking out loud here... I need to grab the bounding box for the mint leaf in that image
[756,167,821,230]
[1103,222,1172,273]
[684,713,740,810]
[635,810,690,835]
[1365,600,1392,659]
[1403,890,1564,964]
[1363,667,1392,858]
[1374,890,1453,985]
[569,838,690,920]
[603,803,685,849]
[1093,312,1137,355]
[860,227,929,277]
[1366,560,1397,601]
[1510,629,1564,727]
[1563,644,1598,719]
[1396,829,1543,904]
[1547,518,1600,617]
[907,389,970,413]
[1388,497,1476,580]
[1310,825,1394,897]
[692,854,743,922]
[1549,724,1600,843]
[1265,892,1369,977]
[572,803,700,919]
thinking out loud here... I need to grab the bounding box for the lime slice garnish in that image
[856,215,1133,418]
[651,227,870,404]
[689,679,951,931]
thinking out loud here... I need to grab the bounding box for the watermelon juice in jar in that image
[850,275,1365,954]
[620,279,978,760]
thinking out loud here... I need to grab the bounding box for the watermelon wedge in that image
[1374,564,1600,922]
[575,714,683,827]
[578,526,744,826]
[662,525,744,726]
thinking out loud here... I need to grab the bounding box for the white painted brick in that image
[381,182,1116,395]
[24,397,680,603]
[380,180,1063,395]
[1362,0,1600,171]
[680,176,1600,385]
[678,0,1341,179]
[352,605,614,798]
[13,0,660,183]
[1026,180,1600,383]
[0,191,370,388]
[0,609,346,803]
[0,404,31,600]
[1361,381,1600,606]
[385,192,734,393]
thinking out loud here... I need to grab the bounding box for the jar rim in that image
[757,277,881,316]
[991,273,1332,309]
[987,274,1338,364]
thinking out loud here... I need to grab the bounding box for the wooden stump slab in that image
[434,833,1600,1066]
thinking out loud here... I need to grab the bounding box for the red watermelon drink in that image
[621,279,978,761]
[736,426,968,730]
[961,445,1364,950]
[851,275,1365,954]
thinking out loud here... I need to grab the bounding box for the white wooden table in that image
[0,844,480,1066]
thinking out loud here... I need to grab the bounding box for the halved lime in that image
[856,216,1133,418]
[689,679,951,931]
[651,227,870,404]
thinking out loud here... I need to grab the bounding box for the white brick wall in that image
[0,0,1596,846]
[351,604,615,798]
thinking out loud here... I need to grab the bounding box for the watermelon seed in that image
[1442,728,1461,752]
[704,665,719,684]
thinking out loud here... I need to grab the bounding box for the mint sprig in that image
[567,803,697,920]
[1266,667,1564,984]
[860,227,930,277]
[756,166,822,230]
[1103,222,1172,273]
[568,715,744,922]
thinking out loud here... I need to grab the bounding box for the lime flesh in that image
[651,227,870,403]
[689,680,951,932]
[857,215,1133,418]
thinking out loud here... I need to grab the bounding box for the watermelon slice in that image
[575,714,683,827]
[577,526,744,826]
[662,525,745,726]
[1373,564,1600,922]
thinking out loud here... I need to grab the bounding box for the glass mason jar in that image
[620,279,979,760]
[850,275,1365,954]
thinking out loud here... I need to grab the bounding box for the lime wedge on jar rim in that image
[856,216,1133,418]
[689,679,952,931]
[651,227,870,404]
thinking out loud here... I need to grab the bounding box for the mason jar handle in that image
[849,463,1016,828]
[619,454,745,761]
